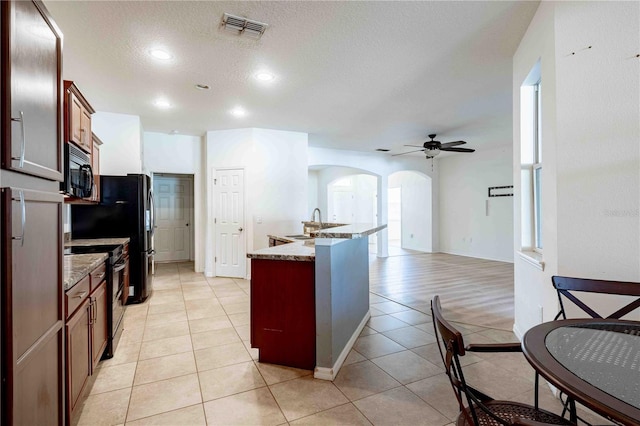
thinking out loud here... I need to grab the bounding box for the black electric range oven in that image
[64,244,127,358]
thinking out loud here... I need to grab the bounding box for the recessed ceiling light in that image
[230,107,246,117]
[154,99,171,109]
[254,71,275,82]
[195,83,210,90]
[149,48,173,60]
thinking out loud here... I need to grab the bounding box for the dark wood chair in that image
[431,296,574,426]
[552,275,640,321]
[550,275,640,422]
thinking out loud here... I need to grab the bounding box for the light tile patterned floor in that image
[75,261,609,425]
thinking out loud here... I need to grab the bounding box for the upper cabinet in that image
[91,133,103,201]
[64,81,95,154]
[1,0,64,182]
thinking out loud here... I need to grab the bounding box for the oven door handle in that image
[113,261,127,273]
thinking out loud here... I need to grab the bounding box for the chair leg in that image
[568,398,577,424]
[534,373,539,410]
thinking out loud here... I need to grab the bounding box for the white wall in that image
[205,128,308,277]
[513,1,640,336]
[308,170,319,216]
[144,132,205,272]
[439,146,514,262]
[92,111,143,175]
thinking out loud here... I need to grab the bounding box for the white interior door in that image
[215,169,246,278]
[330,191,355,223]
[153,175,192,262]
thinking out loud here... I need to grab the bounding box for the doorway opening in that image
[152,173,195,263]
[387,171,432,256]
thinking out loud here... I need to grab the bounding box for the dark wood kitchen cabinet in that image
[1,0,63,182]
[91,133,103,202]
[64,80,95,155]
[1,1,65,424]
[1,188,64,426]
[65,264,107,425]
[250,259,316,370]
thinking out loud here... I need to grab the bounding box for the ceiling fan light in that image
[426,149,440,159]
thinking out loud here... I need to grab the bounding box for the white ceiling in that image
[44,0,539,155]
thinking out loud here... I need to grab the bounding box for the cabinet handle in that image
[73,291,87,299]
[11,111,25,168]
[92,300,97,324]
[11,190,25,247]
[96,273,105,280]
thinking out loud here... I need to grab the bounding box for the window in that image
[532,82,542,251]
[520,70,542,253]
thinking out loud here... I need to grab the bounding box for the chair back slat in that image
[552,276,640,320]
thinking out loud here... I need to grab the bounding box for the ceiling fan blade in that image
[404,144,425,148]
[441,147,475,153]
[392,149,425,156]
[439,141,466,148]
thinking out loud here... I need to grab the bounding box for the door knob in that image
[238,227,243,232]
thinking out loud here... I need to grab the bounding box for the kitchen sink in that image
[285,234,314,240]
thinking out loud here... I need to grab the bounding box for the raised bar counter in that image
[247,223,385,261]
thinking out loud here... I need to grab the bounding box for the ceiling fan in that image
[394,134,475,159]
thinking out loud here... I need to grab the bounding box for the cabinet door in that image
[80,108,92,153]
[1,0,63,181]
[91,280,108,369]
[91,138,101,201]
[65,300,90,423]
[69,93,83,147]
[1,187,63,425]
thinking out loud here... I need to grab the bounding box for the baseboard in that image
[438,250,514,264]
[314,309,371,381]
[512,322,524,341]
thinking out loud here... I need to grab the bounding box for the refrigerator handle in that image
[149,190,156,237]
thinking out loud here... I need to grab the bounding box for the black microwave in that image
[62,143,94,198]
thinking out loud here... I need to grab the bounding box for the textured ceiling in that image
[44,0,539,155]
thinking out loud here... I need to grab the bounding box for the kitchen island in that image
[248,223,386,380]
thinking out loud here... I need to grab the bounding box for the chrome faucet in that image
[311,208,323,227]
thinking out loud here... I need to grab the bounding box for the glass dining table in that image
[522,318,640,426]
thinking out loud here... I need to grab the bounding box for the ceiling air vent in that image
[222,13,268,38]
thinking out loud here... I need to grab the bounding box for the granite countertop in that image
[64,253,109,291]
[66,237,130,247]
[248,237,315,262]
[312,223,387,239]
[248,224,387,261]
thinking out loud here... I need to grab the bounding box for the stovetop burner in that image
[64,244,123,264]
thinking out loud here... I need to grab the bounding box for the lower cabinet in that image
[1,188,64,425]
[250,259,316,370]
[65,265,108,425]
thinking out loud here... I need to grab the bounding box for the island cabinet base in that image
[250,259,316,370]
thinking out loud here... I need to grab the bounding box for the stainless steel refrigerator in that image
[71,174,155,303]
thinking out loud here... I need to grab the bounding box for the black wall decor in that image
[488,185,514,197]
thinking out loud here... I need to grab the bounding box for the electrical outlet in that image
[256,216,262,224]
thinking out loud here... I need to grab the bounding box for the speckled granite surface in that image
[250,224,386,261]
[248,239,315,262]
[64,253,108,290]
[65,237,130,247]
[312,223,387,239]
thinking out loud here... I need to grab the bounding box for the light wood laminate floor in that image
[370,252,514,330]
